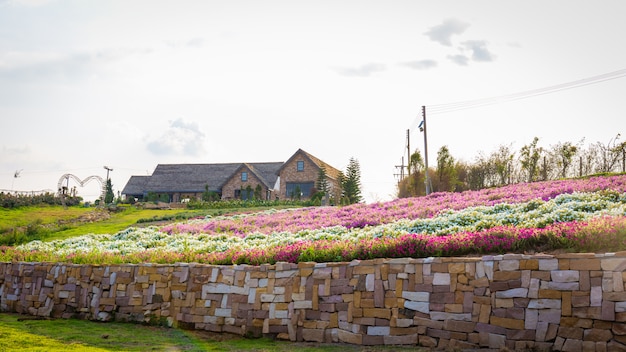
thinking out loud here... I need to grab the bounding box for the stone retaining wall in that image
[3,253,626,351]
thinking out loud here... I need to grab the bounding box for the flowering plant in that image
[2,175,626,265]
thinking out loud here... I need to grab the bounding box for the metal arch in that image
[57,174,106,199]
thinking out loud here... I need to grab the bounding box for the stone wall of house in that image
[3,253,626,350]
[278,153,319,199]
[221,167,270,200]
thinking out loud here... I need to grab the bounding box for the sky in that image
[1,0,625,203]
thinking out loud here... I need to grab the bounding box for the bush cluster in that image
[0,192,82,208]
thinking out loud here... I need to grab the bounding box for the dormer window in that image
[241,172,248,181]
[297,161,304,172]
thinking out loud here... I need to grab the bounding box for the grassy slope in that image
[0,313,421,352]
[0,205,297,243]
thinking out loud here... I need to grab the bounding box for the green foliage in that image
[341,157,363,204]
[435,145,457,192]
[104,179,114,204]
[186,198,314,210]
[201,184,220,202]
[0,218,50,246]
[0,192,81,208]
[519,136,543,182]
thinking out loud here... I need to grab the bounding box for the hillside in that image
[2,175,626,265]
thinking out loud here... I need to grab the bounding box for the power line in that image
[426,68,626,115]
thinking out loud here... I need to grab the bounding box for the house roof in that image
[120,149,340,197]
[241,162,284,189]
[124,162,284,195]
[278,148,342,180]
[121,175,150,196]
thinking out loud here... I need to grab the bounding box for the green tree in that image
[245,185,253,200]
[519,137,543,183]
[436,145,457,192]
[316,166,329,195]
[254,184,262,200]
[202,184,219,201]
[551,141,579,179]
[342,157,362,204]
[104,178,114,204]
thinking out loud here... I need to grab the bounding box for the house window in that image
[235,188,252,200]
[241,172,248,181]
[286,182,314,198]
[297,161,304,172]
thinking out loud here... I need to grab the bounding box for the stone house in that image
[121,149,341,202]
[276,149,342,201]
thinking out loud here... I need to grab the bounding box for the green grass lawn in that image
[0,313,423,352]
[0,204,294,244]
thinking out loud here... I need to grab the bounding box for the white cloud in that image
[145,118,206,157]
[424,18,470,46]
[462,40,496,62]
[0,48,152,82]
[447,54,469,66]
[400,60,438,70]
[334,63,386,77]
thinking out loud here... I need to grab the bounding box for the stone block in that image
[591,286,603,307]
[583,328,613,342]
[488,333,506,349]
[601,258,626,271]
[429,312,471,321]
[490,316,524,330]
[538,309,562,324]
[337,329,362,345]
[562,338,583,352]
[383,334,417,345]
[528,298,562,309]
[404,301,429,314]
[538,289,562,299]
[558,326,584,340]
[551,270,580,283]
[401,291,429,302]
[539,259,559,271]
[495,287,528,298]
[302,328,325,342]
[540,281,580,291]
[414,316,443,329]
[367,326,390,336]
[443,320,476,333]
[418,335,438,348]
[433,273,450,285]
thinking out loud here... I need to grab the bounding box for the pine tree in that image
[104,178,114,204]
[342,157,362,204]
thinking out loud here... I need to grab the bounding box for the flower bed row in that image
[2,178,625,265]
[162,175,626,236]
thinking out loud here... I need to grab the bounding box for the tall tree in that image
[550,141,579,179]
[490,144,515,186]
[316,166,329,195]
[436,145,457,192]
[342,157,363,204]
[104,178,114,204]
[519,137,543,183]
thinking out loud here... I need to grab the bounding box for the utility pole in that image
[406,129,411,176]
[420,106,431,195]
[104,166,113,181]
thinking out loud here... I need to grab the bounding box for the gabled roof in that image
[277,148,342,180]
[121,175,150,196]
[126,162,284,195]
[232,162,283,189]
[145,163,242,193]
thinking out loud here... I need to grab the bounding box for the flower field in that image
[2,175,626,265]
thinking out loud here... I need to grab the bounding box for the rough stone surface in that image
[3,254,626,347]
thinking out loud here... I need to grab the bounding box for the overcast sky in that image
[1,0,625,202]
